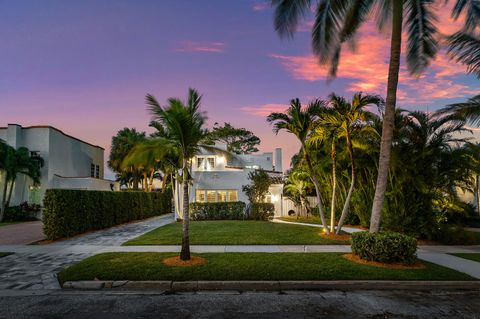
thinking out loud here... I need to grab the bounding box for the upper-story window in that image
[196,156,215,171]
[95,165,100,179]
[90,164,95,178]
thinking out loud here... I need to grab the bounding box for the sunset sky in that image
[1,0,479,178]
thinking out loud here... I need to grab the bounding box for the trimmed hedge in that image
[190,202,246,220]
[43,189,172,240]
[250,203,275,221]
[351,231,417,264]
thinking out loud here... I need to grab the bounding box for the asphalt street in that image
[0,289,479,318]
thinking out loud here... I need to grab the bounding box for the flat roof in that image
[0,124,104,150]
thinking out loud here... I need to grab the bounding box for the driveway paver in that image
[0,214,174,290]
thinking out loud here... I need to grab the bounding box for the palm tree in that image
[1,147,43,221]
[271,0,474,233]
[147,88,208,260]
[267,98,330,233]
[284,168,313,217]
[108,128,146,189]
[438,94,480,126]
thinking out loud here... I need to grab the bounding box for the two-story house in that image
[0,124,116,207]
[173,145,284,218]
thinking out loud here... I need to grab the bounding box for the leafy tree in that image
[147,88,209,261]
[267,98,330,233]
[205,122,261,154]
[270,0,476,233]
[108,128,146,189]
[242,169,272,203]
[284,168,313,216]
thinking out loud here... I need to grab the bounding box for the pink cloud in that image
[174,41,225,53]
[252,2,269,12]
[240,103,287,116]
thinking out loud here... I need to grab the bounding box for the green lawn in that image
[124,221,349,245]
[451,253,480,263]
[0,253,13,258]
[278,216,325,225]
[57,252,474,284]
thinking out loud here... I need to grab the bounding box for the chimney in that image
[275,148,282,172]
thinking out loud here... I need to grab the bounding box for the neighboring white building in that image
[174,145,285,218]
[0,124,116,206]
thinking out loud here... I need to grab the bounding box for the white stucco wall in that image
[0,124,108,206]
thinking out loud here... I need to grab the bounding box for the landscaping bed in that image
[58,252,474,285]
[451,253,480,263]
[123,221,350,245]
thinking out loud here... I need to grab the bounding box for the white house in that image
[0,124,116,207]
[174,145,285,218]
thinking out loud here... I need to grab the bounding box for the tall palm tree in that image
[270,0,474,232]
[267,98,330,233]
[147,88,208,260]
[284,168,313,217]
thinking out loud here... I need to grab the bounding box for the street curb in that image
[62,280,480,291]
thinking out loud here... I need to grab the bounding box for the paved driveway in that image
[0,221,45,245]
[0,214,174,289]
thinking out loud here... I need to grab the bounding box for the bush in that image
[250,203,275,221]
[433,224,480,245]
[4,202,41,221]
[351,231,417,264]
[43,189,172,240]
[190,202,246,220]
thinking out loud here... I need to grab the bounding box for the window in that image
[196,190,206,203]
[28,186,41,205]
[197,157,205,169]
[196,156,216,170]
[207,191,217,202]
[228,190,237,201]
[95,165,100,179]
[217,191,227,202]
[195,190,238,203]
[90,164,95,178]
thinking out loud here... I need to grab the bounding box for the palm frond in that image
[405,0,438,75]
[447,31,480,78]
[272,0,312,38]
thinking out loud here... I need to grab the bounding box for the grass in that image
[57,252,475,284]
[0,253,13,258]
[451,253,480,263]
[124,221,349,245]
[278,216,325,225]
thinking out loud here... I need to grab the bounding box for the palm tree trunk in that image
[336,130,356,234]
[302,142,329,234]
[0,177,9,222]
[330,139,337,233]
[149,170,154,192]
[162,173,168,192]
[476,175,480,216]
[6,178,15,209]
[369,0,403,233]
[180,163,191,260]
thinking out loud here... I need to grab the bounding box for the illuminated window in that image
[207,191,217,202]
[217,191,227,202]
[196,190,206,202]
[196,156,215,170]
[228,190,237,201]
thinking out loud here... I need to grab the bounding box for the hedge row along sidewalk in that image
[43,189,172,240]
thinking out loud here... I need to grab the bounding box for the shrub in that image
[43,189,171,240]
[4,202,41,221]
[351,231,417,264]
[190,202,246,220]
[433,225,480,245]
[250,203,275,221]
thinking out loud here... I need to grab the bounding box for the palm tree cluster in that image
[275,93,480,239]
[271,0,480,233]
[0,141,44,221]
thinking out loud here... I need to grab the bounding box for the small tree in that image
[205,122,261,154]
[242,170,272,204]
